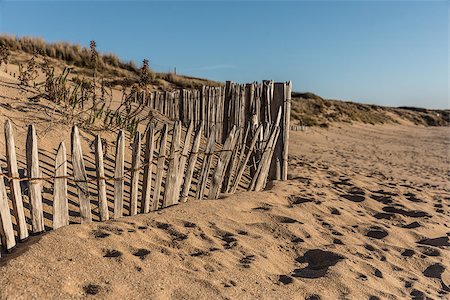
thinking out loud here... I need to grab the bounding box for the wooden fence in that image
[0,111,282,256]
[134,80,292,181]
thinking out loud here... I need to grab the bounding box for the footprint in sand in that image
[239,254,256,268]
[341,193,365,203]
[252,203,273,211]
[155,222,188,242]
[92,230,110,239]
[103,249,122,258]
[401,249,415,257]
[333,238,344,245]
[365,227,389,239]
[292,249,345,279]
[403,192,424,203]
[289,195,314,205]
[330,207,341,215]
[364,244,376,252]
[419,246,441,257]
[423,263,450,292]
[373,212,395,220]
[190,250,209,257]
[369,194,394,205]
[219,232,238,249]
[132,248,151,260]
[305,294,321,300]
[382,206,429,218]
[402,221,421,229]
[277,275,294,285]
[410,289,426,300]
[183,221,197,228]
[83,284,101,296]
[374,268,383,278]
[291,236,305,244]
[273,215,299,224]
[417,236,450,247]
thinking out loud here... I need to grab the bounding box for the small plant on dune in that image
[18,53,39,86]
[90,40,98,101]
[139,59,154,87]
[11,39,147,134]
[0,43,10,71]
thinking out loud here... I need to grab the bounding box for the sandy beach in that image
[0,121,448,299]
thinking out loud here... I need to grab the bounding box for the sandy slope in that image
[0,121,448,299]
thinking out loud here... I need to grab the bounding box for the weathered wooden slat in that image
[113,130,125,218]
[209,126,238,199]
[71,126,92,223]
[258,127,281,189]
[129,131,141,215]
[269,82,286,180]
[231,125,262,193]
[196,126,216,200]
[282,81,292,180]
[152,124,168,211]
[26,124,45,232]
[94,135,109,221]
[141,123,155,213]
[222,127,240,193]
[0,172,16,251]
[174,121,193,202]
[4,120,28,240]
[250,108,282,191]
[163,121,181,207]
[180,122,203,203]
[53,142,68,229]
[223,81,232,140]
[249,126,277,191]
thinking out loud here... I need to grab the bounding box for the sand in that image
[0,69,449,299]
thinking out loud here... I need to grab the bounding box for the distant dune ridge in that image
[291,92,449,128]
[0,37,449,299]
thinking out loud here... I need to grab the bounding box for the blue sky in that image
[0,0,448,109]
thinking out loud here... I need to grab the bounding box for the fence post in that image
[163,121,181,207]
[71,126,92,223]
[209,126,238,199]
[174,121,194,202]
[250,108,282,191]
[0,173,16,251]
[113,130,125,218]
[141,123,155,213]
[180,122,203,203]
[231,124,262,193]
[223,81,232,141]
[196,126,216,200]
[94,135,109,221]
[152,124,168,211]
[129,132,141,215]
[27,124,45,232]
[4,120,28,240]
[268,82,285,180]
[53,142,68,229]
[222,127,242,193]
[282,81,292,180]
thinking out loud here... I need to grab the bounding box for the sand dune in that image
[0,121,448,299]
